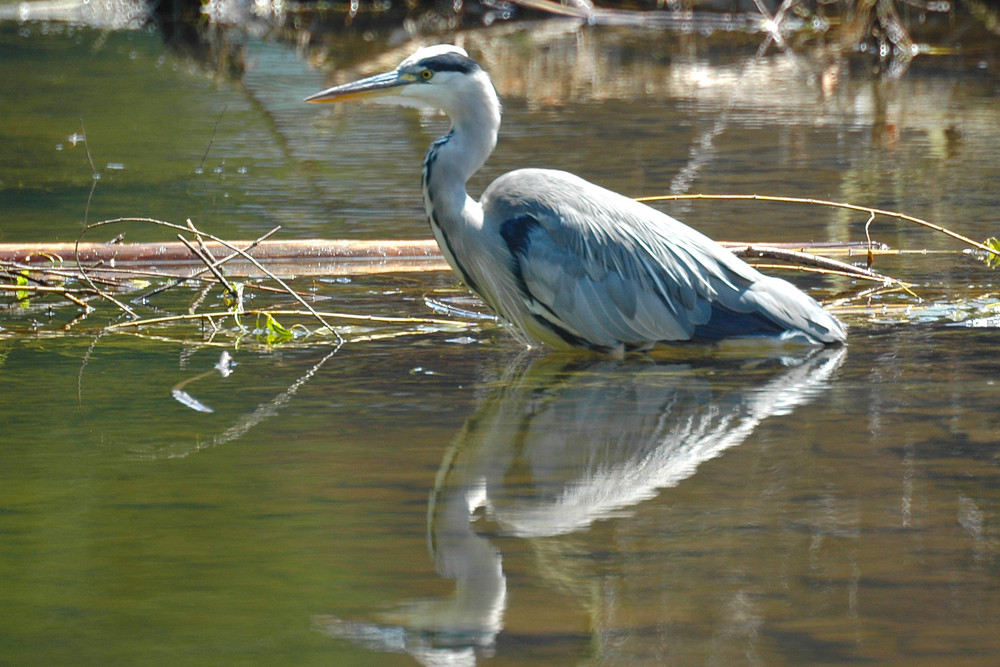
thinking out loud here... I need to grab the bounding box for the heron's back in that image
[476,168,845,350]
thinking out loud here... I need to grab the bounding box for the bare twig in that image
[198,106,227,174]
[80,119,98,179]
[730,244,905,285]
[637,194,1000,259]
[72,232,140,320]
[76,217,344,341]
[6,263,129,289]
[175,232,238,301]
[199,235,342,342]
[862,211,875,266]
[0,283,94,308]
[137,225,281,301]
[103,308,473,331]
[79,119,100,227]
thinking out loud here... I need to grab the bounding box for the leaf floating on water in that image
[259,312,294,345]
[979,237,1000,269]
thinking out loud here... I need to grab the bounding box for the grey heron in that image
[307,44,846,353]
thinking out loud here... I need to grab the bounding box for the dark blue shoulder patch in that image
[499,215,599,350]
[499,214,540,258]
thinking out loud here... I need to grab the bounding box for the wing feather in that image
[482,168,845,349]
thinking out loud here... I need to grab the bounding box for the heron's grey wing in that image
[482,169,743,346]
[496,215,710,346]
[482,169,842,348]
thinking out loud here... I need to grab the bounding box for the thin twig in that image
[749,262,886,281]
[72,234,140,320]
[63,305,95,330]
[175,232,238,300]
[136,226,281,301]
[198,106,227,173]
[0,284,95,308]
[80,119,98,179]
[864,210,876,267]
[80,119,100,228]
[824,283,916,310]
[637,193,1000,259]
[77,217,343,339]
[191,235,343,342]
[731,244,904,284]
[3,261,130,289]
[103,308,474,331]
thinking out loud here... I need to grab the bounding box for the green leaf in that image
[982,237,1000,269]
[259,312,293,346]
[16,270,29,305]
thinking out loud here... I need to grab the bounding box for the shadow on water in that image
[313,346,845,663]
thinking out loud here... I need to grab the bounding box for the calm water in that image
[2,16,1000,666]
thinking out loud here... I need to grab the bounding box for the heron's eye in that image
[420,69,433,81]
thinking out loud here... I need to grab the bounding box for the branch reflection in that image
[314,346,845,664]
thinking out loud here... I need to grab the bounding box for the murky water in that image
[2,16,1000,665]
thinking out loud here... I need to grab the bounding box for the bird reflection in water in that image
[313,346,846,663]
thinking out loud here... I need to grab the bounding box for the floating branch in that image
[0,238,925,278]
[0,238,449,276]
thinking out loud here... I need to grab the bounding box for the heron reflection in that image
[314,347,845,663]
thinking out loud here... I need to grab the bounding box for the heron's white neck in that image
[421,75,501,234]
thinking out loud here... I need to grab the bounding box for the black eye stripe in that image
[419,52,480,75]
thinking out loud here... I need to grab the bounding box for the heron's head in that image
[305,44,500,126]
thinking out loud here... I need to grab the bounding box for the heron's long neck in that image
[420,90,500,294]
[421,97,499,235]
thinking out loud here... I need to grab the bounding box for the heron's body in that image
[308,45,846,353]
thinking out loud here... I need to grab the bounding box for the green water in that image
[4,330,1000,664]
[0,22,399,242]
[3,14,1000,666]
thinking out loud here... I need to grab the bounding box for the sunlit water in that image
[2,17,1000,666]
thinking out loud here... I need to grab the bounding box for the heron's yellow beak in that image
[305,70,411,103]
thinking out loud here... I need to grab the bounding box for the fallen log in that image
[0,238,901,283]
[0,239,451,277]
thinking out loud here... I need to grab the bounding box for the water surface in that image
[2,16,1000,665]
